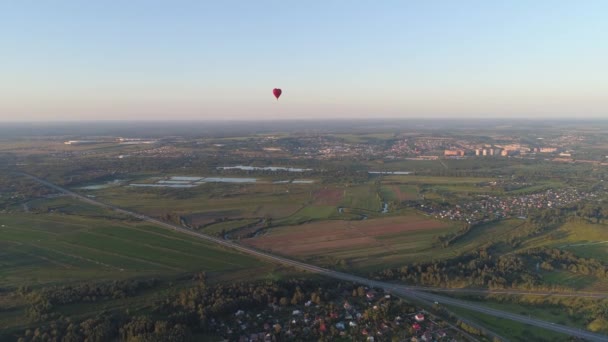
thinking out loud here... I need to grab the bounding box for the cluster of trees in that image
[16,314,190,342]
[374,244,608,291]
[21,279,159,322]
[374,249,542,289]
[0,173,55,210]
[576,203,608,223]
[528,248,608,279]
[154,276,337,330]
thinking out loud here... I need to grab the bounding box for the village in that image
[210,287,458,342]
[416,187,596,224]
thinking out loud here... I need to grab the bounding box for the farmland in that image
[3,121,608,341]
[0,211,265,288]
[243,212,460,270]
[521,220,608,263]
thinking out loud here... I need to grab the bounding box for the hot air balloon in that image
[273,88,282,100]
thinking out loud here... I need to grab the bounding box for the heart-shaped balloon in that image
[273,88,282,100]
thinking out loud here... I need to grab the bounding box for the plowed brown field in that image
[243,215,450,258]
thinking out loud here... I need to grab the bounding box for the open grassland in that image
[383,175,495,184]
[512,219,608,291]
[451,219,527,251]
[521,220,608,263]
[428,183,497,194]
[506,181,566,195]
[25,196,115,217]
[339,184,382,211]
[376,159,444,170]
[273,205,339,226]
[447,305,572,342]
[312,187,344,205]
[540,270,598,289]
[380,184,418,201]
[243,212,460,270]
[89,182,311,221]
[0,213,264,288]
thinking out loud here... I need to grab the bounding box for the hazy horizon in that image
[1,1,607,121]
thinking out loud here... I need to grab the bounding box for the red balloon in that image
[273,88,282,100]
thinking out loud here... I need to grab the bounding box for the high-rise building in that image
[444,150,465,157]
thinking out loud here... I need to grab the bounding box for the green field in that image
[448,305,572,342]
[87,181,311,221]
[451,219,527,251]
[383,175,495,184]
[273,205,339,226]
[340,184,382,211]
[379,184,418,201]
[540,270,597,289]
[25,196,115,217]
[0,213,264,288]
[521,220,608,263]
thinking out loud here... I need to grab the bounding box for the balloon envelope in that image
[273,88,282,100]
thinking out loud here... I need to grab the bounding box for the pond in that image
[218,166,313,172]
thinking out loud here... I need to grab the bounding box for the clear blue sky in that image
[1,0,607,121]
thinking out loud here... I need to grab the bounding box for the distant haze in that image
[1,1,607,121]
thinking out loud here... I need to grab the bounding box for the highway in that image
[385,285,608,299]
[20,172,608,341]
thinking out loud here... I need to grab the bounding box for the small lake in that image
[272,179,315,184]
[157,180,194,184]
[368,171,412,175]
[130,184,197,188]
[218,166,313,172]
[169,176,203,181]
[292,180,314,184]
[78,179,124,190]
[130,176,258,187]
[203,177,257,183]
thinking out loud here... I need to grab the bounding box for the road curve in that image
[20,172,608,342]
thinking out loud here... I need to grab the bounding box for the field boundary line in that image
[83,230,248,268]
[57,241,184,272]
[31,243,123,271]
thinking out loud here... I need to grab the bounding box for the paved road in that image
[389,284,608,299]
[20,172,608,341]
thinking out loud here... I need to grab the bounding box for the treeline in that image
[16,314,190,342]
[374,247,608,290]
[155,276,341,332]
[528,248,608,279]
[576,203,608,224]
[20,279,159,322]
[373,249,540,289]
